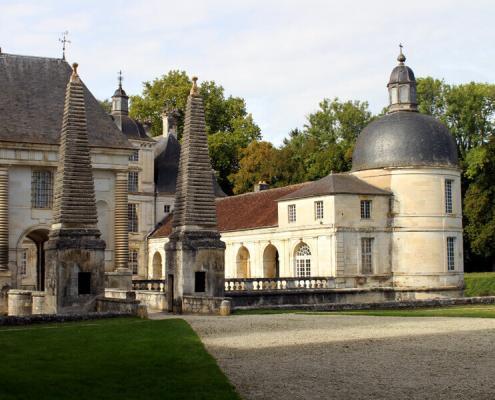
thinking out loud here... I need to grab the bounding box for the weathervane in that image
[59,31,71,60]
[118,70,123,89]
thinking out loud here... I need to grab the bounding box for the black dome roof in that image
[352,111,458,171]
[388,65,415,85]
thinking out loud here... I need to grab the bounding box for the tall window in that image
[128,203,138,232]
[20,249,27,276]
[314,201,324,220]
[361,238,374,274]
[447,237,456,271]
[129,249,139,275]
[128,171,139,192]
[288,204,296,223]
[295,243,311,277]
[445,179,453,214]
[32,170,53,208]
[360,200,372,219]
[129,149,139,162]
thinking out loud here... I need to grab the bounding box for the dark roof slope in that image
[112,115,155,142]
[150,182,308,238]
[0,53,131,149]
[278,173,390,201]
[154,134,226,197]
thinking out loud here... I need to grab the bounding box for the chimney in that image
[162,108,179,139]
[254,181,269,192]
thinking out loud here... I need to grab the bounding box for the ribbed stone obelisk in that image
[165,77,226,314]
[44,63,106,314]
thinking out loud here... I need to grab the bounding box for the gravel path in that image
[160,313,495,400]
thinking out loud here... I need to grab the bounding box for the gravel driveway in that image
[177,313,495,400]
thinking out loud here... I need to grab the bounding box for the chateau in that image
[0,47,463,313]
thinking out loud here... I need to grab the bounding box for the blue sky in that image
[1,0,493,144]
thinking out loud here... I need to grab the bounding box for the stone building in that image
[149,50,463,300]
[0,53,133,311]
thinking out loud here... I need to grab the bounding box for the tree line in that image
[126,71,495,271]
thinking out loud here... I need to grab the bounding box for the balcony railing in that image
[132,279,166,292]
[224,277,334,292]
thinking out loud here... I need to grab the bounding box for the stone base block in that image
[105,268,132,290]
[182,295,231,315]
[32,291,46,314]
[8,289,32,316]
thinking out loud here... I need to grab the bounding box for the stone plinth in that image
[105,268,132,290]
[8,289,32,316]
[31,291,46,314]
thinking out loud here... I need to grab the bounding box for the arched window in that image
[236,246,250,278]
[295,243,311,277]
[263,244,279,278]
[152,252,162,279]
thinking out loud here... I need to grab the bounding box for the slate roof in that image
[112,114,155,142]
[278,173,391,201]
[154,134,226,197]
[150,182,309,238]
[0,53,132,149]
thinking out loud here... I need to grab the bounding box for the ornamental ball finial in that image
[190,76,199,95]
[397,43,406,64]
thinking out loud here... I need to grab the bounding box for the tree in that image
[230,141,278,194]
[98,99,112,114]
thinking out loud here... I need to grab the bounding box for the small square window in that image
[361,200,372,219]
[195,271,206,292]
[164,205,171,213]
[288,204,296,223]
[129,149,139,162]
[314,201,323,220]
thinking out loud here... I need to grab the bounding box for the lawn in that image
[464,272,495,296]
[0,318,240,400]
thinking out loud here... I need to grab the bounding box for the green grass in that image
[464,272,495,297]
[0,318,240,400]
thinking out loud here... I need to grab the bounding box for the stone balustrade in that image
[132,279,167,292]
[224,277,335,292]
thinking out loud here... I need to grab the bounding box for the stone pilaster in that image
[0,167,8,270]
[105,171,132,290]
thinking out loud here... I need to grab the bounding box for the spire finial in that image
[70,62,79,81]
[118,70,123,89]
[190,76,199,95]
[59,31,71,61]
[397,43,406,64]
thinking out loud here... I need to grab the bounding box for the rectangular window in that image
[78,272,91,295]
[129,249,139,275]
[20,250,27,276]
[314,201,324,220]
[296,259,311,277]
[164,205,171,213]
[288,204,296,223]
[195,271,206,292]
[447,237,456,271]
[128,171,139,192]
[361,238,374,274]
[360,200,372,219]
[128,203,138,232]
[445,179,453,214]
[129,149,139,162]
[32,170,53,209]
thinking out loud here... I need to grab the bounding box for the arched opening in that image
[236,246,250,278]
[263,244,279,278]
[294,243,311,277]
[20,228,49,291]
[152,252,162,279]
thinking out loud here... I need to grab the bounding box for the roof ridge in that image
[1,53,64,62]
[221,181,310,200]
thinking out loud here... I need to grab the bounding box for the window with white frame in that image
[361,237,374,274]
[20,249,27,276]
[129,149,139,162]
[295,243,311,277]
[164,205,171,214]
[32,170,53,209]
[445,179,453,214]
[288,204,296,223]
[360,200,372,219]
[129,249,139,275]
[447,237,456,271]
[128,203,138,232]
[314,201,324,220]
[128,171,139,192]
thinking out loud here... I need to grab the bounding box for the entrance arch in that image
[263,244,279,278]
[19,228,49,290]
[152,252,162,279]
[236,246,250,278]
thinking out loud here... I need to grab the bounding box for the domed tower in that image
[352,47,463,295]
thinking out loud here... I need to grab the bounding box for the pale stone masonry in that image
[165,77,226,313]
[44,63,106,314]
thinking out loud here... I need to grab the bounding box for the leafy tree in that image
[98,99,112,114]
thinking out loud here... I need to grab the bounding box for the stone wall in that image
[182,295,227,314]
[134,290,167,311]
[95,297,145,317]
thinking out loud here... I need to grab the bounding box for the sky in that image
[1,0,494,145]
